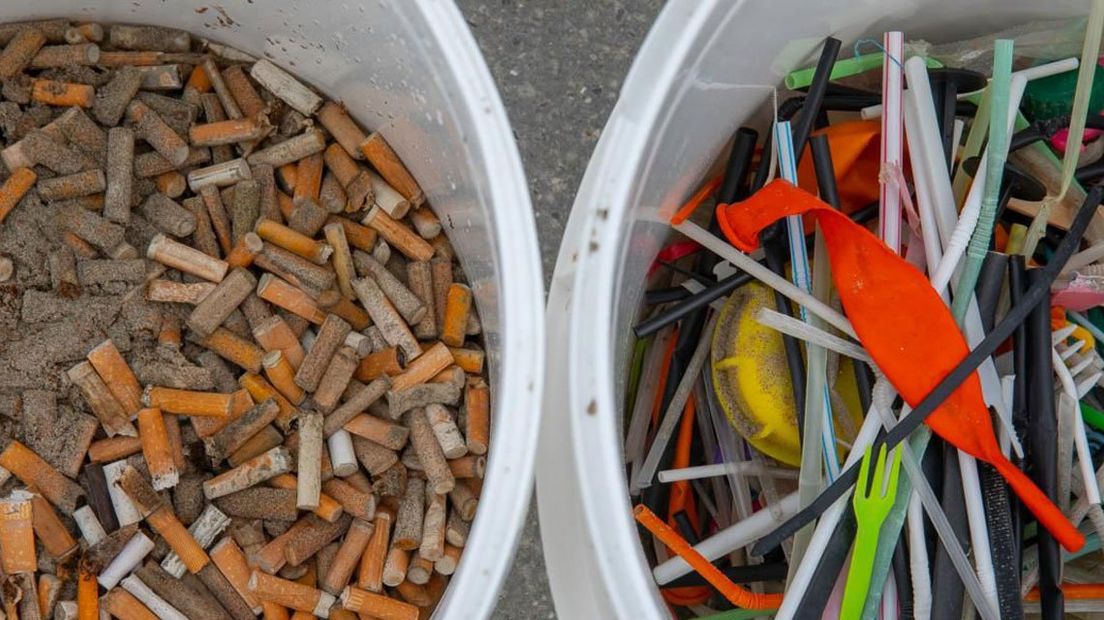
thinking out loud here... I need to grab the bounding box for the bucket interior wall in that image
[6,2,542,617]
[544,0,1090,617]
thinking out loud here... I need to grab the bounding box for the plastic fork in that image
[841,444,903,620]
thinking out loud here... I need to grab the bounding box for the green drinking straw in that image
[784,50,941,91]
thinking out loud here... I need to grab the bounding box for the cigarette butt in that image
[390,343,453,392]
[407,208,441,241]
[209,537,263,613]
[148,233,229,282]
[406,553,433,585]
[191,115,271,147]
[267,474,343,524]
[73,505,107,546]
[252,316,305,370]
[257,274,327,325]
[188,157,253,193]
[295,314,352,392]
[440,283,472,348]
[197,562,258,620]
[263,350,306,405]
[157,315,183,347]
[182,197,219,259]
[0,490,35,573]
[215,486,298,521]
[314,289,370,331]
[198,328,266,373]
[0,27,46,79]
[359,132,423,207]
[228,425,285,467]
[140,193,196,238]
[161,504,230,578]
[283,513,353,569]
[326,216,377,253]
[446,347,484,375]
[393,477,425,551]
[116,466,210,573]
[352,252,425,324]
[294,152,324,204]
[313,346,359,413]
[250,59,322,116]
[154,170,187,198]
[32,79,94,107]
[36,168,105,202]
[200,185,234,255]
[78,565,99,618]
[317,102,367,160]
[357,512,392,593]
[320,171,348,214]
[203,446,292,500]
[249,570,334,617]
[321,478,376,521]
[38,573,61,619]
[231,179,261,244]
[406,262,437,340]
[99,530,156,589]
[127,100,188,166]
[278,163,299,193]
[136,408,179,490]
[120,574,188,620]
[248,129,327,169]
[85,339,142,416]
[239,372,297,432]
[323,222,357,299]
[296,411,325,511]
[103,587,159,620]
[0,167,37,225]
[434,544,462,576]
[463,379,490,456]
[187,267,257,337]
[258,242,336,294]
[352,277,421,361]
[449,481,480,524]
[355,347,404,382]
[287,196,329,237]
[361,207,432,261]
[382,547,409,588]
[405,409,455,495]
[146,279,216,304]
[320,518,373,595]
[419,490,446,562]
[448,454,485,480]
[183,61,212,101]
[341,584,420,620]
[221,64,265,117]
[256,219,332,264]
[426,404,467,460]
[225,232,263,270]
[343,414,409,451]
[207,398,280,464]
[0,442,83,513]
[143,386,233,418]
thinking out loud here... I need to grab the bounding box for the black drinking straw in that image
[793,507,858,620]
[1027,267,1063,620]
[930,446,968,620]
[750,185,1104,557]
[665,561,789,588]
[892,538,914,618]
[1009,255,1029,570]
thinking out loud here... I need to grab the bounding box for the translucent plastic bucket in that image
[538,1,1089,617]
[8,2,544,618]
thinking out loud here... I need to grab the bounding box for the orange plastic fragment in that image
[795,120,882,215]
[715,179,1084,553]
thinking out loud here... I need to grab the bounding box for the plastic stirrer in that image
[716,179,1087,553]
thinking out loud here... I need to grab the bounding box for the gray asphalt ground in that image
[453,1,666,617]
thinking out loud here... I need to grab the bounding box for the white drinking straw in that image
[657,462,798,483]
[880,31,905,254]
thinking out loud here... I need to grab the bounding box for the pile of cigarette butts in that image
[627,10,1104,620]
[0,19,489,620]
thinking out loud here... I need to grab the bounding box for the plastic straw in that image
[1022,0,1104,259]
[657,462,798,483]
[950,40,1013,320]
[1055,349,1103,506]
[880,32,905,254]
[784,49,939,91]
[624,330,670,466]
[754,308,871,363]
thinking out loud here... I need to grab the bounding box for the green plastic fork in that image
[840,444,903,620]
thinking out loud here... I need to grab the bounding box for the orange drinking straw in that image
[662,394,709,607]
[716,178,1084,552]
[1026,583,1104,601]
[671,175,722,226]
[634,504,782,610]
[650,327,679,426]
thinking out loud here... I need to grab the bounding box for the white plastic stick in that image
[657,462,798,483]
[1054,347,1102,505]
[754,307,872,363]
[879,31,904,254]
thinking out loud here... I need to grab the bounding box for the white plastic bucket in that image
[539,1,1090,618]
[9,2,544,618]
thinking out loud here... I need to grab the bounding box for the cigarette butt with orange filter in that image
[158,314,182,347]
[320,518,374,595]
[406,553,434,584]
[341,584,419,620]
[356,347,403,382]
[255,219,332,264]
[137,408,179,490]
[343,415,409,451]
[88,436,143,463]
[463,378,490,456]
[294,152,324,204]
[115,465,210,574]
[86,338,142,415]
[0,490,36,573]
[183,61,212,102]
[440,283,472,347]
[198,327,266,373]
[434,544,462,576]
[257,273,327,325]
[103,587,160,620]
[226,231,263,269]
[278,164,298,193]
[253,315,306,369]
[78,563,99,618]
[147,233,230,282]
[239,372,297,432]
[143,386,234,418]
[263,350,306,405]
[249,570,336,617]
[390,343,454,392]
[317,102,367,160]
[38,573,61,619]
[191,115,271,147]
[361,207,433,262]
[146,279,216,304]
[0,28,46,79]
[209,537,263,613]
[67,360,135,437]
[448,455,486,480]
[326,215,377,252]
[357,512,391,593]
[0,167,37,225]
[359,132,424,208]
[0,442,84,512]
[323,221,357,299]
[28,489,79,560]
[316,289,371,331]
[446,347,484,375]
[32,79,95,107]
